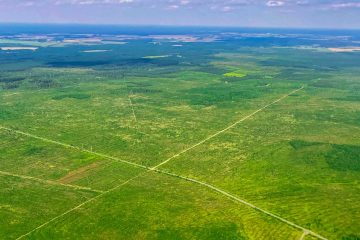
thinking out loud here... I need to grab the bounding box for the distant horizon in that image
[1,22,360,31]
[1,0,360,30]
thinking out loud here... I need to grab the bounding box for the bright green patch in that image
[223,71,247,78]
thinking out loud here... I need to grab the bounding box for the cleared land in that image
[0,35,359,240]
[328,47,360,52]
[0,47,38,51]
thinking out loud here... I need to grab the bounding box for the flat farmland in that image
[1,35,360,240]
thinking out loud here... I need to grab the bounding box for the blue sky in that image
[0,0,360,29]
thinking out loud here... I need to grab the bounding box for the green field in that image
[0,34,360,240]
[223,70,247,78]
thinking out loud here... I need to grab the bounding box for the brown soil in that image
[58,162,101,184]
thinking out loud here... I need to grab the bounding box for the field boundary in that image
[3,86,327,240]
[156,170,327,240]
[14,173,147,240]
[128,90,138,123]
[0,126,148,170]
[300,230,310,240]
[0,170,104,194]
[151,86,304,170]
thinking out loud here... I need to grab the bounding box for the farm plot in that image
[1,38,360,240]
[20,172,303,240]
[159,85,360,240]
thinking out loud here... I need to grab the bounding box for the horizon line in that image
[1,22,360,31]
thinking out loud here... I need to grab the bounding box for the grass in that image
[0,174,96,240]
[160,86,360,239]
[0,35,359,239]
[0,130,102,180]
[223,71,247,78]
[25,172,302,240]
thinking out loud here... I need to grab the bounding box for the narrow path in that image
[3,86,327,240]
[15,173,147,240]
[300,230,310,240]
[0,170,104,194]
[0,126,148,171]
[151,86,304,170]
[156,170,327,240]
[128,90,138,123]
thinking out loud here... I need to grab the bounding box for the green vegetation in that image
[325,144,360,171]
[25,172,301,240]
[223,70,247,78]
[0,174,96,239]
[0,36,359,240]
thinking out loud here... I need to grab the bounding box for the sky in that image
[0,0,360,29]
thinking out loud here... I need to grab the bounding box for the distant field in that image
[223,70,247,78]
[1,47,38,51]
[142,55,171,59]
[0,33,360,240]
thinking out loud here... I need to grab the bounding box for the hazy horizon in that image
[0,0,360,29]
[2,22,360,31]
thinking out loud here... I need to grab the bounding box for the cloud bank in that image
[0,0,359,28]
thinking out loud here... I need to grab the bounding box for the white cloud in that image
[10,0,360,12]
[55,0,133,5]
[296,0,309,5]
[167,4,179,9]
[222,6,233,12]
[330,2,360,9]
[180,0,190,5]
[266,0,285,7]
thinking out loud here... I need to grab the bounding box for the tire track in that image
[0,170,104,194]
[151,86,304,170]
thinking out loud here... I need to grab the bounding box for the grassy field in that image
[0,35,360,240]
